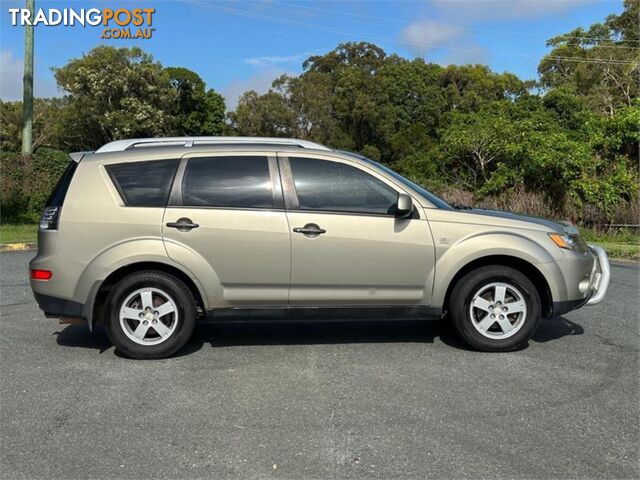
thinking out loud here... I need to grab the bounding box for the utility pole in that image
[21,0,34,156]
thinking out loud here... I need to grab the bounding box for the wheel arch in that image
[442,255,554,319]
[91,261,206,330]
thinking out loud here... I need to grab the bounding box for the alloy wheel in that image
[118,287,179,346]
[469,282,527,339]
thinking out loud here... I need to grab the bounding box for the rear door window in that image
[181,156,274,209]
[106,159,179,207]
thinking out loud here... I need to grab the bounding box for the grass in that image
[0,224,38,244]
[581,228,640,261]
[1,223,638,260]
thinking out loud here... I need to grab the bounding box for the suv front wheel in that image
[449,266,542,352]
[105,271,197,359]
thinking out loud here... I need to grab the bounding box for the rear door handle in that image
[166,217,199,231]
[293,223,326,236]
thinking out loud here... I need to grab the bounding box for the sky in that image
[0,0,626,110]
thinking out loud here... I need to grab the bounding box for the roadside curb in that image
[0,243,36,252]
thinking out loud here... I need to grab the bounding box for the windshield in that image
[339,151,452,209]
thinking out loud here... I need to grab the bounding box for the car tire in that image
[105,271,197,359]
[449,265,541,352]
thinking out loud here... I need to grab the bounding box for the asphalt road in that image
[1,250,638,480]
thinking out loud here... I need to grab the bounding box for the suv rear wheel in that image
[449,266,541,351]
[105,271,197,359]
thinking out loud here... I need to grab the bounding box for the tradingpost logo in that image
[8,7,156,39]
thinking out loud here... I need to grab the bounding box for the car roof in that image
[78,143,341,163]
[76,136,341,163]
[95,136,331,153]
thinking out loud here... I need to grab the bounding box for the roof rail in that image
[95,136,331,153]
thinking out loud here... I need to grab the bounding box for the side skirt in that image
[204,305,442,322]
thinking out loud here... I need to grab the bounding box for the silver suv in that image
[30,137,610,359]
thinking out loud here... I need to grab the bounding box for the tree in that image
[229,90,296,137]
[165,67,225,136]
[1,98,66,152]
[436,102,522,189]
[303,42,386,75]
[227,43,532,166]
[53,46,176,150]
[439,65,528,112]
[538,0,640,115]
[375,59,445,162]
[0,100,22,152]
[271,73,337,143]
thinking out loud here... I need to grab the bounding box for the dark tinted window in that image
[290,157,398,214]
[46,160,78,207]
[340,150,452,209]
[106,159,178,207]
[182,156,273,208]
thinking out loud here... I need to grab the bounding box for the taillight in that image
[39,206,60,230]
[31,269,52,280]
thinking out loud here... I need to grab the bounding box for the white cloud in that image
[0,49,24,100]
[220,68,290,111]
[400,21,463,57]
[243,52,313,68]
[398,0,592,65]
[0,49,60,101]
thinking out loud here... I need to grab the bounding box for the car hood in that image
[458,208,575,233]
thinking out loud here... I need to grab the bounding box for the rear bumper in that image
[585,244,610,306]
[33,292,84,319]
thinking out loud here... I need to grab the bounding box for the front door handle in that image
[166,217,199,232]
[293,223,326,236]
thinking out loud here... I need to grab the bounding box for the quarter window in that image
[289,157,398,215]
[181,156,274,208]
[106,159,178,207]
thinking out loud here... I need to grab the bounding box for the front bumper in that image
[585,244,610,306]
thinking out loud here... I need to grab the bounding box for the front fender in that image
[431,231,564,308]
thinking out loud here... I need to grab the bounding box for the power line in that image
[182,0,639,66]
[269,0,640,47]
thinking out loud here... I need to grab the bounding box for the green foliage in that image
[433,97,638,218]
[229,90,296,137]
[1,148,70,223]
[580,227,640,261]
[0,100,21,152]
[1,98,67,151]
[538,0,639,115]
[49,46,226,150]
[166,67,226,136]
[439,64,528,112]
[53,46,176,150]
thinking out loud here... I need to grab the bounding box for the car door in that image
[163,152,291,306]
[280,154,435,306]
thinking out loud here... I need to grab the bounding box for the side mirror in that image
[396,193,413,218]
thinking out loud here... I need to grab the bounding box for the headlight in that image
[549,233,574,249]
[548,232,588,253]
